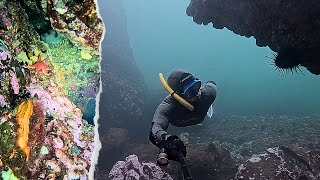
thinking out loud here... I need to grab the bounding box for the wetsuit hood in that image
[167,69,197,95]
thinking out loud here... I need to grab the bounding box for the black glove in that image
[207,80,217,85]
[162,135,187,162]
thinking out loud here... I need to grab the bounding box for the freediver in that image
[149,69,217,165]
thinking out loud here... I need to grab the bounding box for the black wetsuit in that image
[149,81,217,147]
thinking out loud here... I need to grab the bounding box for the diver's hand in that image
[164,135,187,162]
[206,80,217,86]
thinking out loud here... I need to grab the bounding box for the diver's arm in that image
[149,98,173,147]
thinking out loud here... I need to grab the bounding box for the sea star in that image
[28,54,50,75]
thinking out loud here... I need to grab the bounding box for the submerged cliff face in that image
[98,0,147,131]
[186,0,320,75]
[96,0,148,176]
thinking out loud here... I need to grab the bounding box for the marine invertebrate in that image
[44,119,92,176]
[109,155,173,180]
[14,99,33,161]
[54,148,89,178]
[268,47,304,76]
[27,81,93,148]
[28,54,50,75]
[186,0,320,75]
[28,100,46,163]
[28,115,93,178]
[0,0,99,179]
[28,83,76,120]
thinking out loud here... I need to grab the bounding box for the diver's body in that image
[149,69,217,164]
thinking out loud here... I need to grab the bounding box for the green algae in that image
[1,167,18,180]
[43,34,100,98]
[40,146,49,155]
[15,51,32,64]
[0,121,27,179]
[82,120,93,135]
[0,121,15,156]
[69,144,80,156]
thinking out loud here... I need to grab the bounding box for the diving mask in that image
[182,79,201,99]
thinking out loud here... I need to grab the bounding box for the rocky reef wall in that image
[96,0,148,178]
[186,0,320,75]
[0,0,103,179]
[98,0,147,132]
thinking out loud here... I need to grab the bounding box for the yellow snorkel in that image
[159,73,194,111]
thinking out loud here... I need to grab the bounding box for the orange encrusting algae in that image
[16,99,33,161]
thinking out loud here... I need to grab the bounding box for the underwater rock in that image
[82,98,96,125]
[119,143,237,180]
[186,0,320,75]
[235,144,320,179]
[102,128,129,151]
[76,75,100,125]
[0,1,40,112]
[179,132,190,145]
[95,127,131,177]
[47,0,103,49]
[108,154,173,180]
[179,144,237,180]
[0,0,102,179]
[188,114,320,164]
[98,0,147,130]
[100,70,146,128]
[97,131,237,180]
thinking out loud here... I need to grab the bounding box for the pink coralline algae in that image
[9,70,19,94]
[0,94,5,107]
[0,51,8,60]
[25,76,95,178]
[27,81,88,148]
[53,137,64,149]
[109,155,173,180]
[42,120,93,179]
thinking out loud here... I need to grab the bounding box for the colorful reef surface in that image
[0,0,103,179]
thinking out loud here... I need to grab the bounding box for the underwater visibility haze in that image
[123,0,320,116]
[98,0,320,179]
